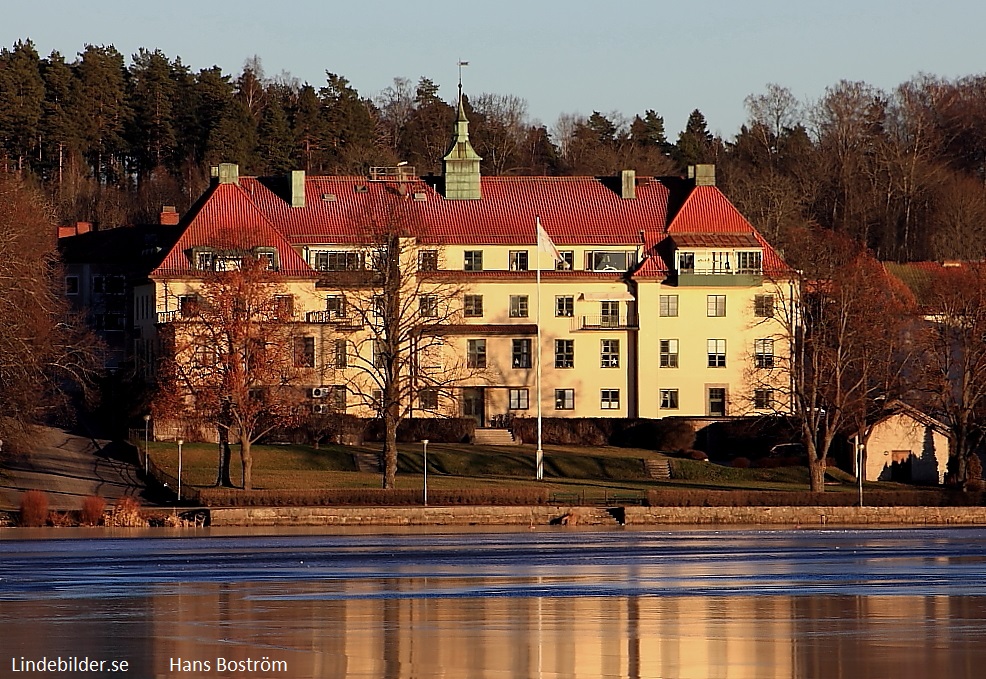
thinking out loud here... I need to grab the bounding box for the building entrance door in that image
[463,388,486,427]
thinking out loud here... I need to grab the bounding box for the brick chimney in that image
[159,205,180,225]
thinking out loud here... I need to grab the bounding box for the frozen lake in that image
[2,527,985,678]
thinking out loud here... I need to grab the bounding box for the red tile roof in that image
[152,183,316,277]
[153,172,789,281]
[237,175,669,247]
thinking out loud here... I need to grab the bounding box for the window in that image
[512,339,532,368]
[660,339,679,368]
[509,295,529,318]
[419,295,438,318]
[509,389,530,410]
[256,249,278,271]
[92,274,125,295]
[711,251,729,273]
[333,338,347,368]
[659,295,678,317]
[707,295,726,317]
[601,339,620,368]
[556,251,574,270]
[65,276,79,295]
[326,295,346,318]
[464,250,483,271]
[737,251,763,274]
[555,295,574,317]
[332,385,347,411]
[555,339,574,368]
[587,251,636,272]
[555,389,575,410]
[660,389,679,410]
[464,294,483,317]
[708,339,726,367]
[755,294,775,318]
[678,251,695,273]
[196,251,215,271]
[601,389,620,410]
[419,388,439,410]
[373,340,387,369]
[294,336,315,368]
[467,339,486,368]
[600,301,619,326]
[314,250,361,271]
[418,250,438,271]
[95,313,126,331]
[372,295,385,318]
[754,389,774,410]
[274,295,294,319]
[508,250,529,271]
[755,338,775,369]
[371,389,383,412]
[708,387,727,416]
[193,338,217,367]
[179,294,199,319]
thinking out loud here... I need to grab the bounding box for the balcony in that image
[157,310,178,324]
[677,267,763,287]
[306,311,361,328]
[576,314,638,330]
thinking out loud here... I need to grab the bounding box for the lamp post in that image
[177,438,184,503]
[422,439,429,506]
[143,414,151,476]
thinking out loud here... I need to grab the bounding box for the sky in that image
[4,0,986,139]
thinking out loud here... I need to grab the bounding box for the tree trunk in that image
[808,456,827,492]
[217,427,234,487]
[383,404,399,489]
[240,438,253,490]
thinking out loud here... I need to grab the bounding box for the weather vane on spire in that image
[457,59,469,94]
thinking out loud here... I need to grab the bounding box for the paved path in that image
[0,427,144,510]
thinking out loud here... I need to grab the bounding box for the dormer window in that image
[196,250,215,271]
[254,247,279,271]
[587,251,636,272]
[313,250,362,271]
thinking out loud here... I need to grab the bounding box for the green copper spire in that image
[442,82,482,200]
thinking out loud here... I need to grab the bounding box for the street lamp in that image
[177,438,184,503]
[422,439,429,506]
[143,414,151,476]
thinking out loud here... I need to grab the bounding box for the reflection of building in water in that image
[150,580,799,678]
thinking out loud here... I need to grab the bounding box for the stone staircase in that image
[472,428,521,446]
[644,458,672,480]
[354,450,383,473]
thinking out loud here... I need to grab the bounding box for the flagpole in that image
[535,216,544,480]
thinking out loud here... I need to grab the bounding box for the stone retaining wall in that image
[208,505,986,527]
[625,506,986,525]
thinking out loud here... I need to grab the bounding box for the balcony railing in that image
[157,310,178,324]
[577,314,638,330]
[679,266,762,275]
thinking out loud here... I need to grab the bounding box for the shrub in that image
[110,496,147,527]
[195,486,549,507]
[19,490,48,527]
[732,457,751,469]
[80,496,106,526]
[684,449,709,461]
[363,418,476,444]
[510,417,697,450]
[48,511,75,527]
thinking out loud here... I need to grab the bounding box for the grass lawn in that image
[145,440,901,500]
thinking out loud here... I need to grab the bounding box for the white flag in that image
[536,217,563,264]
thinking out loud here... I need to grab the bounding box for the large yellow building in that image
[134,102,793,429]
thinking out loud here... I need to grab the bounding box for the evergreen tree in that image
[257,95,294,174]
[320,72,378,173]
[73,44,130,183]
[289,84,327,172]
[0,40,44,172]
[39,51,80,185]
[674,108,715,168]
[127,48,178,182]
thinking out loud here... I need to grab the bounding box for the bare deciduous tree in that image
[152,256,306,489]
